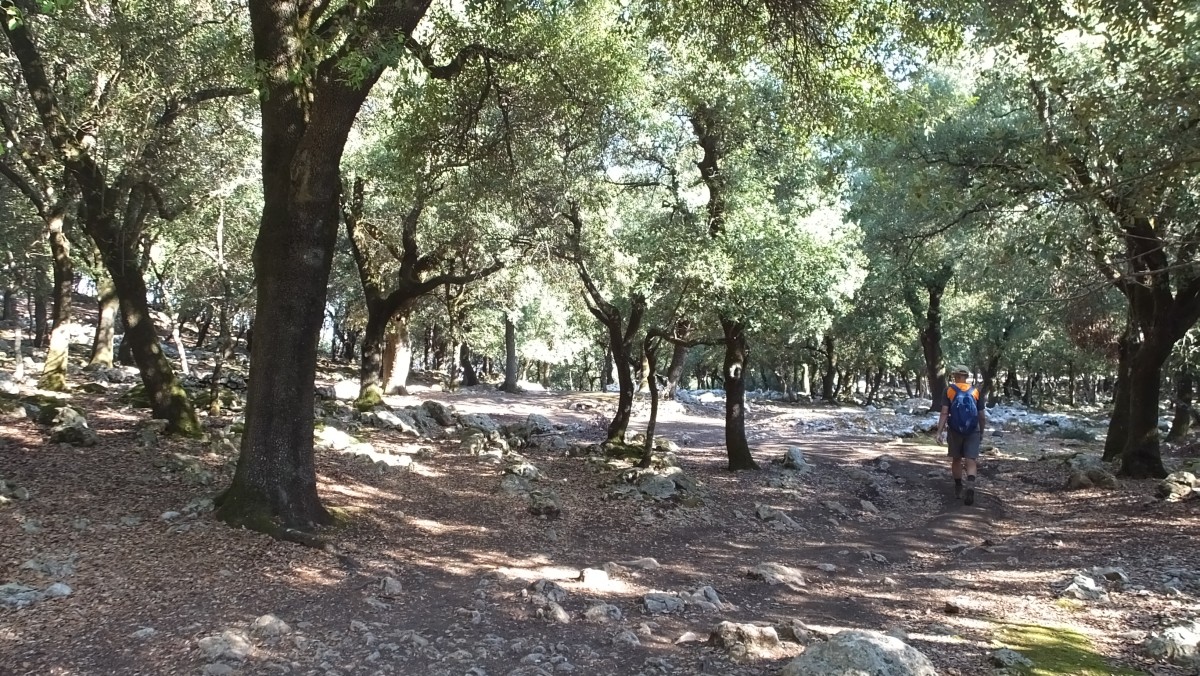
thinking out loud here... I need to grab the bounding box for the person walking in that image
[936,365,985,505]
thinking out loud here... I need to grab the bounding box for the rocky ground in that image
[1,344,1199,675]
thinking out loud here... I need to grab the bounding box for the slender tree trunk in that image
[88,275,118,368]
[800,363,810,396]
[39,218,73,390]
[459,342,478,387]
[639,337,660,468]
[607,325,635,444]
[12,297,24,381]
[1067,362,1077,407]
[721,317,758,470]
[865,369,884,406]
[33,288,47,348]
[1167,367,1193,442]
[501,313,519,393]
[1120,341,1170,478]
[602,347,614,388]
[195,311,212,349]
[920,285,947,411]
[821,334,836,402]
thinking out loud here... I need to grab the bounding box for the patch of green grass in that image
[995,622,1144,676]
[1052,597,1085,612]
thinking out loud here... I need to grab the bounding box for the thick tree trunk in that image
[459,342,478,387]
[1120,342,1170,478]
[383,315,412,395]
[1166,367,1193,442]
[663,341,688,400]
[88,276,118,368]
[1103,335,1135,462]
[722,317,758,470]
[920,285,947,411]
[357,308,388,405]
[501,314,519,393]
[117,324,136,366]
[38,222,73,391]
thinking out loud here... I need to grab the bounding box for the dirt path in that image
[1,386,1196,675]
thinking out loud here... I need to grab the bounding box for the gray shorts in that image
[948,430,982,459]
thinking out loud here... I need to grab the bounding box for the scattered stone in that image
[1060,574,1108,601]
[500,474,533,497]
[331,379,359,401]
[821,500,850,517]
[617,557,661,570]
[774,619,814,644]
[991,648,1034,669]
[0,583,42,608]
[612,630,641,648]
[380,577,403,596]
[680,585,728,612]
[119,515,143,527]
[420,400,456,426]
[675,631,704,644]
[860,499,879,514]
[130,627,158,640]
[459,413,501,434]
[201,664,235,676]
[527,490,561,519]
[160,511,181,522]
[754,503,800,530]
[747,562,806,589]
[538,601,570,624]
[251,614,291,637]
[584,603,622,624]
[638,473,677,500]
[710,621,782,659]
[817,563,838,573]
[197,629,253,661]
[578,568,609,586]
[1142,619,1199,669]
[642,592,685,614]
[527,579,568,604]
[49,406,98,447]
[779,630,938,676]
[506,462,542,480]
[783,446,813,473]
[1089,567,1130,586]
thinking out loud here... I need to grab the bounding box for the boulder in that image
[197,629,253,661]
[584,603,622,624]
[638,474,677,500]
[49,407,98,447]
[420,400,456,426]
[991,648,1034,669]
[500,474,532,496]
[783,446,813,473]
[331,380,359,401]
[404,407,446,438]
[710,621,782,658]
[250,614,292,637]
[779,630,938,676]
[643,592,685,614]
[1157,472,1197,502]
[459,412,501,434]
[1060,574,1108,601]
[1143,619,1199,669]
[527,490,561,519]
[527,579,568,604]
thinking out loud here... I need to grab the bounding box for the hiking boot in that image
[954,483,963,499]
[964,484,975,506]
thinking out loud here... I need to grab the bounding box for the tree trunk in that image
[607,324,635,444]
[33,288,48,348]
[1166,367,1193,442]
[100,240,200,436]
[1103,334,1135,461]
[38,220,73,391]
[1120,342,1170,478]
[117,323,136,366]
[12,296,24,381]
[663,341,688,400]
[88,275,118,368]
[357,308,388,405]
[820,334,836,402]
[639,337,660,468]
[501,313,519,393]
[1067,361,1077,407]
[459,342,478,387]
[384,314,412,395]
[920,284,947,411]
[602,347,614,388]
[195,311,212,349]
[865,369,884,406]
[722,317,758,470]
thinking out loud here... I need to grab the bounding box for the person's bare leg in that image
[952,456,963,497]
[964,457,977,505]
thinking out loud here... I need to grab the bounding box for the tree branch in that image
[404,37,506,80]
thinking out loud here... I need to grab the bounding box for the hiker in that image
[936,365,985,505]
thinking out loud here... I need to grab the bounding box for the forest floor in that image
[2,358,1199,675]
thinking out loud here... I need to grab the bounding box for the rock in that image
[421,400,456,426]
[460,413,501,434]
[461,431,487,455]
[642,592,685,614]
[612,630,641,648]
[1143,619,1199,669]
[681,585,727,611]
[747,562,806,589]
[381,577,403,596]
[1089,567,1130,586]
[710,621,782,658]
[251,613,291,637]
[49,407,98,447]
[539,601,570,624]
[506,462,542,480]
[991,648,1034,669]
[528,579,568,604]
[578,568,609,586]
[197,629,253,661]
[860,499,879,514]
[160,511,181,522]
[1086,467,1119,489]
[616,557,661,570]
[130,627,158,639]
[779,630,938,676]
[524,414,555,435]
[638,474,677,500]
[501,474,533,496]
[1157,472,1196,502]
[821,500,850,517]
[1060,574,1108,601]
[584,603,622,624]
[201,664,235,676]
[366,409,420,435]
[754,503,799,529]
[774,619,814,644]
[817,563,838,573]
[783,446,812,473]
[314,425,356,451]
[331,379,359,401]
[1066,470,1094,490]
[527,490,561,519]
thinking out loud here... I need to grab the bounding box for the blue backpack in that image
[948,386,979,435]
